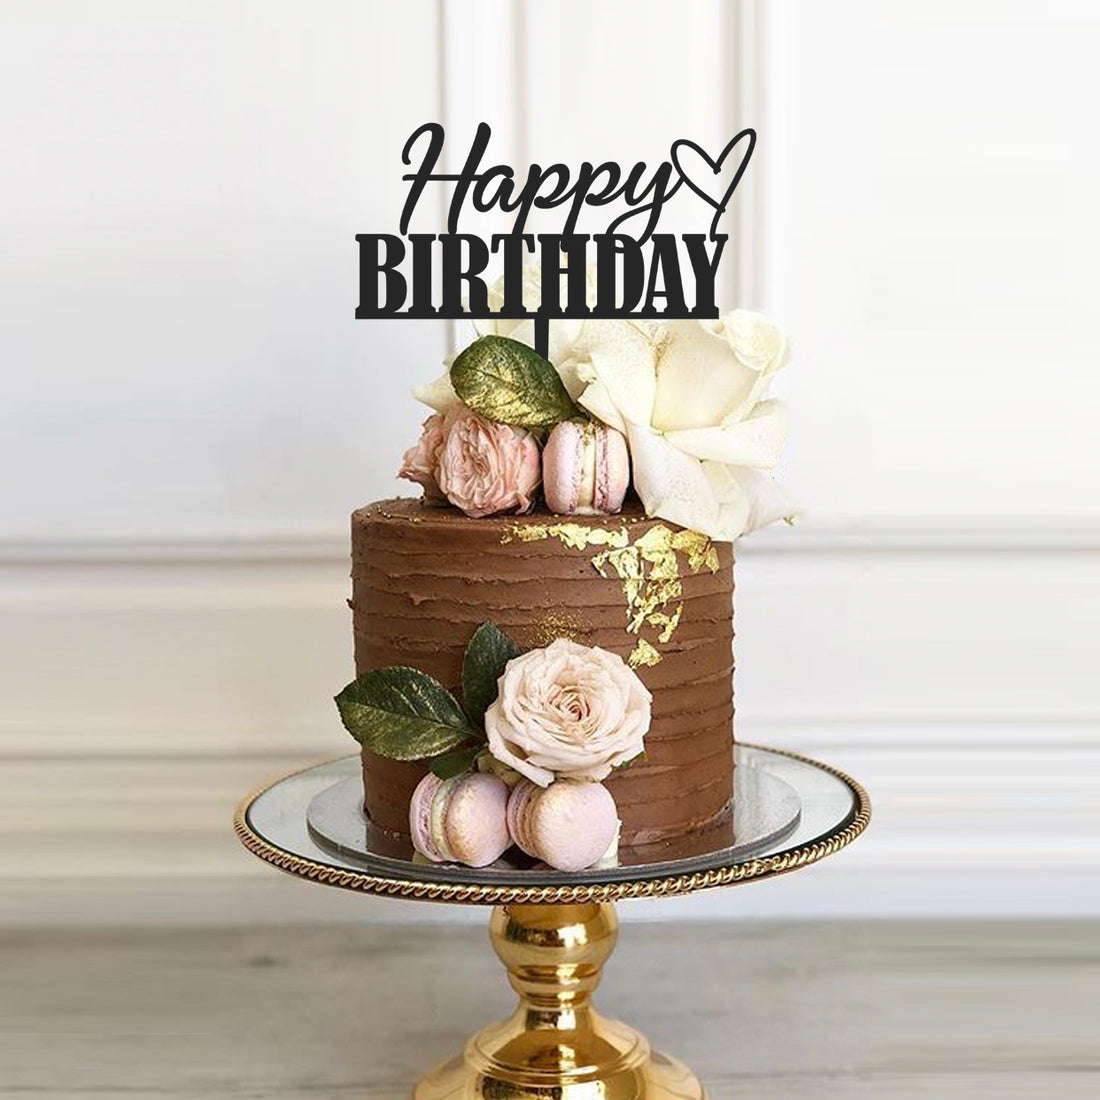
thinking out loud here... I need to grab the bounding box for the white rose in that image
[571,310,797,541]
[484,638,651,786]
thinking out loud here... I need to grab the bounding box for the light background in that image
[1,0,1097,923]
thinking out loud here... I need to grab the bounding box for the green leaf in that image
[429,743,483,779]
[462,621,522,731]
[450,335,580,428]
[335,667,475,760]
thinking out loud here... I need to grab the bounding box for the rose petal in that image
[650,321,760,432]
[485,722,555,786]
[625,422,736,538]
[715,309,791,423]
[573,320,658,429]
[413,370,460,414]
[550,344,588,400]
[474,316,516,340]
[546,319,585,365]
[715,309,791,374]
[577,379,627,434]
[492,316,535,346]
[704,464,799,534]
[665,399,790,469]
[732,467,801,533]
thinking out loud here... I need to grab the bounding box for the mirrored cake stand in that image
[234,743,871,1098]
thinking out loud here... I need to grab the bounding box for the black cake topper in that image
[355,122,756,359]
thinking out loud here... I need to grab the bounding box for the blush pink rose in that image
[398,413,446,502]
[436,406,541,518]
[484,638,652,786]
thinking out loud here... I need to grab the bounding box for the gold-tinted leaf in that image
[334,667,474,760]
[450,335,579,428]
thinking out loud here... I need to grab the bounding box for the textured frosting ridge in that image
[351,497,735,847]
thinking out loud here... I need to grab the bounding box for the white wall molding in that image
[436,0,526,356]
[3,537,1096,747]
[3,738,1096,924]
[721,0,769,310]
[2,535,1095,920]
[2,517,1098,565]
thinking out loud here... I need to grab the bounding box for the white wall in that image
[764,0,1100,525]
[2,0,1097,924]
[0,0,443,541]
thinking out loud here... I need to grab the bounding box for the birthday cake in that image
[336,303,793,870]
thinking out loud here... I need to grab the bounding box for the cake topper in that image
[355,122,756,359]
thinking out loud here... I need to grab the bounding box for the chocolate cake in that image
[351,497,735,848]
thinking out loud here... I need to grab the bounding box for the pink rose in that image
[398,413,446,501]
[484,638,652,786]
[436,406,541,518]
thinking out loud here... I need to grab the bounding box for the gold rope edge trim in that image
[232,744,872,906]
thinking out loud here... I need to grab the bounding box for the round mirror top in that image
[235,744,869,904]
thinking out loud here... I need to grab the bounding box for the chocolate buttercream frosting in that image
[350,498,735,847]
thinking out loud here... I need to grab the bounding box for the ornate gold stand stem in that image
[413,902,705,1099]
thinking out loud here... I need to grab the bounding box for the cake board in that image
[234,743,870,1098]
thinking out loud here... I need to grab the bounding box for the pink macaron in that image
[543,421,630,516]
[408,771,511,868]
[505,779,541,858]
[506,779,620,872]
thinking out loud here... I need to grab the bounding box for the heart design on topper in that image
[671,128,757,239]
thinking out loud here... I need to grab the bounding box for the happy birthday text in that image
[355,123,756,324]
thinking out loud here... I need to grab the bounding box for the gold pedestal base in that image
[413,903,706,1099]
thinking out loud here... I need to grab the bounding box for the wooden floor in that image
[1,920,1096,1098]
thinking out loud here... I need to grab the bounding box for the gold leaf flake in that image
[502,522,630,551]
[520,521,721,666]
[647,603,683,644]
[671,529,721,573]
[628,639,662,668]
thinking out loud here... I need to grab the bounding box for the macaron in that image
[505,779,541,858]
[408,771,511,868]
[543,421,630,516]
[506,779,620,872]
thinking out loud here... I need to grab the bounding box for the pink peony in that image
[484,638,652,786]
[398,413,446,502]
[435,406,540,518]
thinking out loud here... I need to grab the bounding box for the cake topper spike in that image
[533,315,549,362]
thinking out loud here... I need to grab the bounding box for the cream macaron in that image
[506,779,620,872]
[542,421,630,516]
[408,771,511,868]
